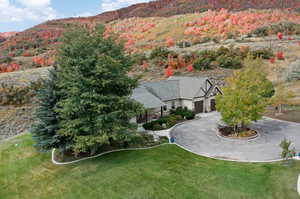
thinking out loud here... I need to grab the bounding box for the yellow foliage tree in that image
[271,85,295,114]
[216,57,274,133]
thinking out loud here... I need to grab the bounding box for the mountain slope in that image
[1,0,300,71]
[48,0,300,26]
[0,32,17,38]
[2,0,300,50]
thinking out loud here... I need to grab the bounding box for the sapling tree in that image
[216,57,274,133]
[271,85,295,114]
[280,138,296,166]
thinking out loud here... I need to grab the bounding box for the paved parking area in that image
[171,112,300,162]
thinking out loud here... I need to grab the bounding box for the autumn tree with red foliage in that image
[165,67,174,77]
[277,32,283,40]
[187,64,194,72]
[0,63,20,73]
[276,52,285,60]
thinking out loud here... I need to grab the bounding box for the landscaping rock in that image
[0,104,36,141]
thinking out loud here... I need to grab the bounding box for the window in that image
[171,101,175,109]
[163,106,167,111]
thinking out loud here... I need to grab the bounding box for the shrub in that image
[170,107,195,120]
[251,48,274,59]
[153,123,164,131]
[143,120,162,131]
[14,49,24,57]
[199,49,217,59]
[143,114,184,131]
[166,115,179,128]
[226,32,235,39]
[182,53,195,63]
[150,47,174,60]
[185,112,195,120]
[212,37,221,43]
[250,26,269,37]
[194,50,217,70]
[199,8,208,13]
[193,57,213,70]
[142,122,153,130]
[216,55,243,69]
[280,138,296,160]
[0,56,13,64]
[132,53,147,65]
[251,22,300,37]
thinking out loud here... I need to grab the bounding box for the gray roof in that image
[131,86,166,109]
[132,76,212,109]
[142,80,180,101]
[168,76,207,98]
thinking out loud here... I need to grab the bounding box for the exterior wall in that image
[206,96,216,112]
[163,99,215,113]
[193,96,217,113]
[164,99,182,111]
[182,99,194,110]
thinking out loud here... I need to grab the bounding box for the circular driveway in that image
[171,112,300,162]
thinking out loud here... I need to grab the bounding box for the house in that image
[131,76,223,123]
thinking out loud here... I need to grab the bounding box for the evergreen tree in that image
[55,26,143,155]
[216,57,274,132]
[31,69,67,151]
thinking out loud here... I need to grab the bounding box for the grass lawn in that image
[1,134,299,199]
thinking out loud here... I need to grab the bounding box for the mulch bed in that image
[218,126,257,139]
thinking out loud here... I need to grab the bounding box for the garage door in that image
[194,100,204,114]
[211,99,216,111]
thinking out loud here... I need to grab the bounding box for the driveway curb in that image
[173,142,299,163]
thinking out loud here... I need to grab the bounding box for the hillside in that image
[0,32,17,38]
[1,9,300,69]
[1,0,300,62]
[0,32,17,44]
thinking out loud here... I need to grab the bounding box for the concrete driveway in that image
[171,112,300,162]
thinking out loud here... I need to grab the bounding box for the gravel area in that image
[0,104,36,141]
[0,67,51,87]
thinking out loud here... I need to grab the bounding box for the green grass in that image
[1,134,300,199]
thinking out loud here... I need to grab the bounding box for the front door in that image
[194,100,204,114]
[211,99,216,111]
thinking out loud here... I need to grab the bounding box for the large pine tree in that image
[31,69,68,152]
[55,26,143,155]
